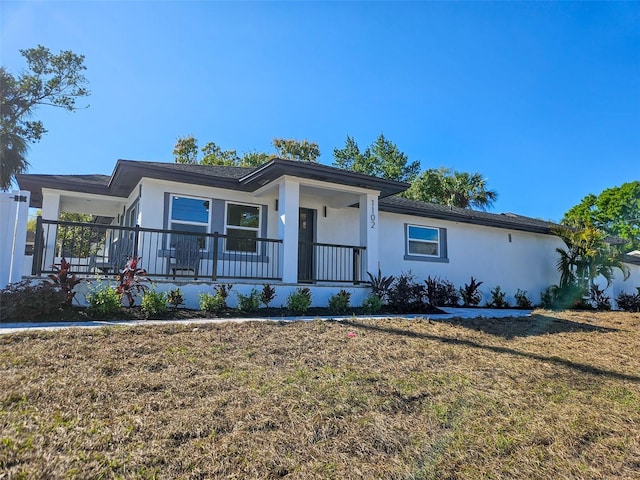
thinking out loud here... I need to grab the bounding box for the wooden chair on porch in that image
[167,238,201,279]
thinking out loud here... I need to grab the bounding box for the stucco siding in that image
[378,211,565,304]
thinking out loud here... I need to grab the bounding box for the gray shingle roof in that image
[379,195,559,234]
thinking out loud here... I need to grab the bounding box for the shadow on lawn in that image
[342,317,639,383]
[438,314,618,340]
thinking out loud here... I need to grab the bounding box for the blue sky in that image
[1,1,638,222]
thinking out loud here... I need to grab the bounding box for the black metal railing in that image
[31,218,366,284]
[298,241,365,284]
[33,219,282,281]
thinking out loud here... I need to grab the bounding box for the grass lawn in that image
[1,310,639,479]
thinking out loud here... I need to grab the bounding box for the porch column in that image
[359,193,379,277]
[41,191,62,269]
[279,178,300,283]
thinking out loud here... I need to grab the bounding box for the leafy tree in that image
[200,141,240,166]
[272,138,320,162]
[56,212,103,258]
[1,45,90,190]
[173,136,317,166]
[332,133,419,183]
[404,167,498,211]
[562,181,640,251]
[172,135,199,164]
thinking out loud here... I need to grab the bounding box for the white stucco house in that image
[12,158,640,309]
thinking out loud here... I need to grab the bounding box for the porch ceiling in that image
[58,193,126,217]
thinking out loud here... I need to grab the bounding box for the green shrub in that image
[540,284,588,310]
[328,290,351,314]
[286,287,312,315]
[141,289,168,318]
[487,286,509,308]
[167,288,184,309]
[361,293,382,314]
[237,289,261,313]
[0,280,68,321]
[514,289,533,309]
[199,292,227,314]
[87,280,121,318]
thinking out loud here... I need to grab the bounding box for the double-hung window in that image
[406,224,440,257]
[225,203,261,253]
[169,195,210,249]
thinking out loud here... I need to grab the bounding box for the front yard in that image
[1,310,639,479]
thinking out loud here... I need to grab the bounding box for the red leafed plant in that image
[47,257,84,306]
[116,257,149,307]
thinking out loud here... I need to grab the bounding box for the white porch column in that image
[279,178,300,283]
[41,191,62,269]
[359,193,379,277]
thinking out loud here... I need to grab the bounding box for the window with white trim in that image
[406,224,440,257]
[169,195,210,248]
[225,202,261,253]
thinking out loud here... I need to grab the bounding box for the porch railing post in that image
[133,224,140,261]
[352,248,360,285]
[212,232,219,281]
[32,215,44,275]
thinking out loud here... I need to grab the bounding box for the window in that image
[407,225,439,256]
[225,203,261,253]
[404,224,448,263]
[169,195,210,248]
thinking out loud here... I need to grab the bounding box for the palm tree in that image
[404,167,498,211]
[554,226,630,289]
[0,130,28,190]
[440,171,498,210]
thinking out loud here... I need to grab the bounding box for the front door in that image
[298,208,315,282]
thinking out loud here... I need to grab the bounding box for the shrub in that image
[361,293,382,314]
[237,289,261,313]
[87,280,121,318]
[425,276,459,307]
[116,257,149,307]
[366,268,394,302]
[589,284,611,311]
[387,271,426,313]
[328,290,351,314]
[487,286,509,308]
[0,280,68,321]
[615,288,640,312]
[514,289,533,309]
[167,288,184,309]
[200,284,233,314]
[199,292,227,314]
[286,287,312,315]
[540,284,588,310]
[47,257,83,306]
[459,276,483,307]
[261,284,276,308]
[141,289,168,318]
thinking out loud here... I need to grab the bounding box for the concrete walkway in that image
[0,308,532,335]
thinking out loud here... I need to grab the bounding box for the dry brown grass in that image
[1,310,639,479]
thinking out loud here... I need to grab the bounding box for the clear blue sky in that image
[1,1,638,222]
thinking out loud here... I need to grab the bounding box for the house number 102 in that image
[370,200,376,228]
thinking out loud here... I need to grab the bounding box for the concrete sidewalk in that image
[0,308,532,335]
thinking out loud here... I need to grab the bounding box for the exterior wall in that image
[610,261,640,309]
[377,211,565,305]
